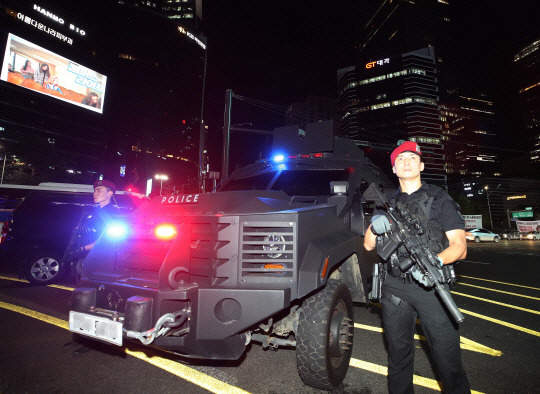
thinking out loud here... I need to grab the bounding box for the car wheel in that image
[494,236,500,243]
[24,250,66,285]
[474,236,480,243]
[296,279,354,390]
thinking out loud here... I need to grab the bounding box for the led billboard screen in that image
[1,33,106,113]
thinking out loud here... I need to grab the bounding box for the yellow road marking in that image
[0,300,69,329]
[452,291,540,315]
[0,275,499,391]
[354,323,501,356]
[459,337,502,357]
[458,276,540,291]
[457,282,540,301]
[460,309,540,337]
[0,275,74,292]
[0,301,250,394]
[125,347,251,394]
[349,358,484,393]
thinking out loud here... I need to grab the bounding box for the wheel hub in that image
[328,307,352,358]
[32,258,59,280]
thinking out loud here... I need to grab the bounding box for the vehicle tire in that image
[24,250,66,285]
[296,279,354,390]
[494,236,500,243]
[474,236,480,243]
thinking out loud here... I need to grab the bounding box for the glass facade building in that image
[0,0,206,193]
[514,38,540,172]
[338,47,445,184]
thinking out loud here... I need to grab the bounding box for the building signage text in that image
[17,13,74,45]
[178,26,206,50]
[463,215,482,229]
[33,4,86,36]
[366,58,390,69]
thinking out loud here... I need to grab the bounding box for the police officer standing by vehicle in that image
[81,180,119,253]
[67,180,120,270]
[363,141,470,393]
[65,179,120,354]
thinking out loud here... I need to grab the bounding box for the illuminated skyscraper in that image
[119,0,202,32]
[339,0,504,185]
[514,38,540,173]
[338,47,445,184]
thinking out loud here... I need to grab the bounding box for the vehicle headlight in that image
[263,234,286,258]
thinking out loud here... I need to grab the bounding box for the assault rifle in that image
[363,183,464,324]
[62,207,92,267]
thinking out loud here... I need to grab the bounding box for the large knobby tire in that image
[296,279,354,390]
[24,250,66,285]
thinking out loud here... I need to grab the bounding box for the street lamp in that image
[484,186,493,230]
[155,174,169,195]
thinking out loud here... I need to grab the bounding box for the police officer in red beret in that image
[364,141,470,393]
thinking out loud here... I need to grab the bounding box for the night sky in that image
[200,1,540,169]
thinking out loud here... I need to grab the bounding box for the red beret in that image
[93,179,116,193]
[390,141,422,166]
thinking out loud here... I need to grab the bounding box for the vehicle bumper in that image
[69,280,290,360]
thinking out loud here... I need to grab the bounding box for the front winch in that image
[124,308,190,345]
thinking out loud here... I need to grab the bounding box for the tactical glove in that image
[371,214,391,235]
[410,265,429,287]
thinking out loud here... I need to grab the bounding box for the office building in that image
[119,0,202,31]
[441,92,500,182]
[514,38,540,173]
[0,0,206,193]
[337,46,445,185]
[347,0,499,184]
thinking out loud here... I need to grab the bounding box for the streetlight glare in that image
[155,174,169,195]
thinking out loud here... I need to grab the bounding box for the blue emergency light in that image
[105,222,129,239]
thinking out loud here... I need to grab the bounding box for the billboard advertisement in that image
[1,33,106,113]
[463,215,482,229]
[516,220,540,233]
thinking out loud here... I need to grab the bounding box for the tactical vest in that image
[393,185,448,258]
[377,185,449,278]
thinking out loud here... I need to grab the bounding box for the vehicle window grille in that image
[240,221,296,280]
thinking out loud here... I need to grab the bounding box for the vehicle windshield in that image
[222,168,351,196]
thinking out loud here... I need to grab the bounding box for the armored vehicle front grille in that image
[240,221,296,281]
[188,220,232,286]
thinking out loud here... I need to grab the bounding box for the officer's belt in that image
[386,266,415,283]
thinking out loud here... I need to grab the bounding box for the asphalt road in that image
[1,240,539,393]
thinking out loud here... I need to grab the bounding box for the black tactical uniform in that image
[68,202,120,277]
[379,183,470,394]
[83,202,120,244]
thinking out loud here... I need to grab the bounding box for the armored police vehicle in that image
[69,122,393,390]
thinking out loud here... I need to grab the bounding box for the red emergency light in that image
[155,224,177,239]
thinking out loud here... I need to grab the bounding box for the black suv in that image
[0,189,147,285]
